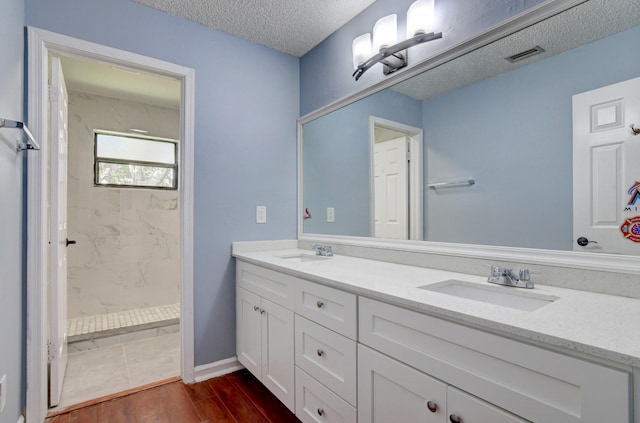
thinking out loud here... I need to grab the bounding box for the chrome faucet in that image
[312,244,333,256]
[487,265,535,289]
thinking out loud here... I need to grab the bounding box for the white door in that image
[573,77,640,254]
[261,298,295,411]
[49,55,70,407]
[374,136,409,240]
[357,345,447,423]
[236,287,262,377]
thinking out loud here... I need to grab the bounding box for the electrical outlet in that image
[0,374,6,412]
[327,207,335,223]
[256,206,267,224]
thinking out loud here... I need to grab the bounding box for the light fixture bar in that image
[353,31,442,81]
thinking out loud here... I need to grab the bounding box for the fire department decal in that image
[620,216,640,243]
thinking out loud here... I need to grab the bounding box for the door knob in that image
[577,237,597,246]
[65,238,77,247]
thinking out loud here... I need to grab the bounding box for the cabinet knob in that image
[316,300,324,308]
[317,349,324,357]
[449,414,462,423]
[260,308,265,315]
[253,306,259,312]
[317,408,325,416]
[427,401,438,413]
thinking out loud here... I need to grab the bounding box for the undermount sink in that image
[419,280,558,311]
[277,253,330,263]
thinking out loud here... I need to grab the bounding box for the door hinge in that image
[48,85,58,103]
[406,139,411,161]
[47,340,56,362]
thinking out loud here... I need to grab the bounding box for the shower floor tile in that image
[51,333,180,411]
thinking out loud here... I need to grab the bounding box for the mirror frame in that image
[298,0,640,275]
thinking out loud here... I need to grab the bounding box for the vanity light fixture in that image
[352,0,442,81]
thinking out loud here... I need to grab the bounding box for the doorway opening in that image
[27,27,195,423]
[48,54,184,410]
[369,116,423,240]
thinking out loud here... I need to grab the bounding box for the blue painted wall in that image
[25,0,299,367]
[0,1,25,422]
[424,25,640,249]
[300,0,544,115]
[303,89,421,236]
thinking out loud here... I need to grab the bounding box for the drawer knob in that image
[449,415,462,423]
[316,300,324,308]
[427,401,438,413]
[316,349,324,357]
[317,408,325,416]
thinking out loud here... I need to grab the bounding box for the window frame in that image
[93,130,179,190]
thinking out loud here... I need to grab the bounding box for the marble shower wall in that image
[67,91,180,319]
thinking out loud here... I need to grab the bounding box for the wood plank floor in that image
[46,369,301,423]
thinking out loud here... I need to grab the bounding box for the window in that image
[94,132,178,189]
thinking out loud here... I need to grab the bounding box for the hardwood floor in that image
[46,369,301,423]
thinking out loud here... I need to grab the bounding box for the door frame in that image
[26,27,195,423]
[369,116,423,240]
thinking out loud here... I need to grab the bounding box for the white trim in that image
[368,116,423,240]
[194,357,244,382]
[295,0,640,275]
[26,27,196,423]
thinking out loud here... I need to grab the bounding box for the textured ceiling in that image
[132,0,376,57]
[392,0,640,101]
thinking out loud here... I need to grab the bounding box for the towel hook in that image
[631,124,640,136]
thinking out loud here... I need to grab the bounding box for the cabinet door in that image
[447,386,530,423]
[358,345,447,423]
[262,298,295,411]
[237,287,262,377]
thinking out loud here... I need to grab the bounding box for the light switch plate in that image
[256,206,267,224]
[327,207,335,223]
[0,374,6,412]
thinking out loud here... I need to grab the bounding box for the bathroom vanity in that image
[233,243,638,423]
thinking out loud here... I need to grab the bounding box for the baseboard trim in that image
[194,357,244,382]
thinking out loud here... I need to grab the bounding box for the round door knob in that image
[316,349,324,357]
[577,237,598,246]
[317,408,325,416]
[427,401,438,413]
[66,238,77,246]
[449,414,462,423]
[316,300,324,308]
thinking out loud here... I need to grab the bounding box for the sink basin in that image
[277,253,330,263]
[418,280,558,311]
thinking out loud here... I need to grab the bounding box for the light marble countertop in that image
[233,247,640,368]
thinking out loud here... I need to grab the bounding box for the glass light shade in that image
[352,33,372,69]
[372,14,397,52]
[406,0,435,38]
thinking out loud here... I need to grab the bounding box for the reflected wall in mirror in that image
[302,0,640,255]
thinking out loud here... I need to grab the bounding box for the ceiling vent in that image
[505,46,545,63]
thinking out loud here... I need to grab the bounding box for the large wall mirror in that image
[301,0,640,259]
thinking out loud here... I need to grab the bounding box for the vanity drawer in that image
[236,261,295,309]
[359,297,630,423]
[295,278,357,339]
[295,367,357,423]
[295,315,357,406]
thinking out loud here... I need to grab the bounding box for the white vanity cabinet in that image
[358,344,528,423]
[236,262,295,411]
[359,297,631,423]
[235,258,633,423]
